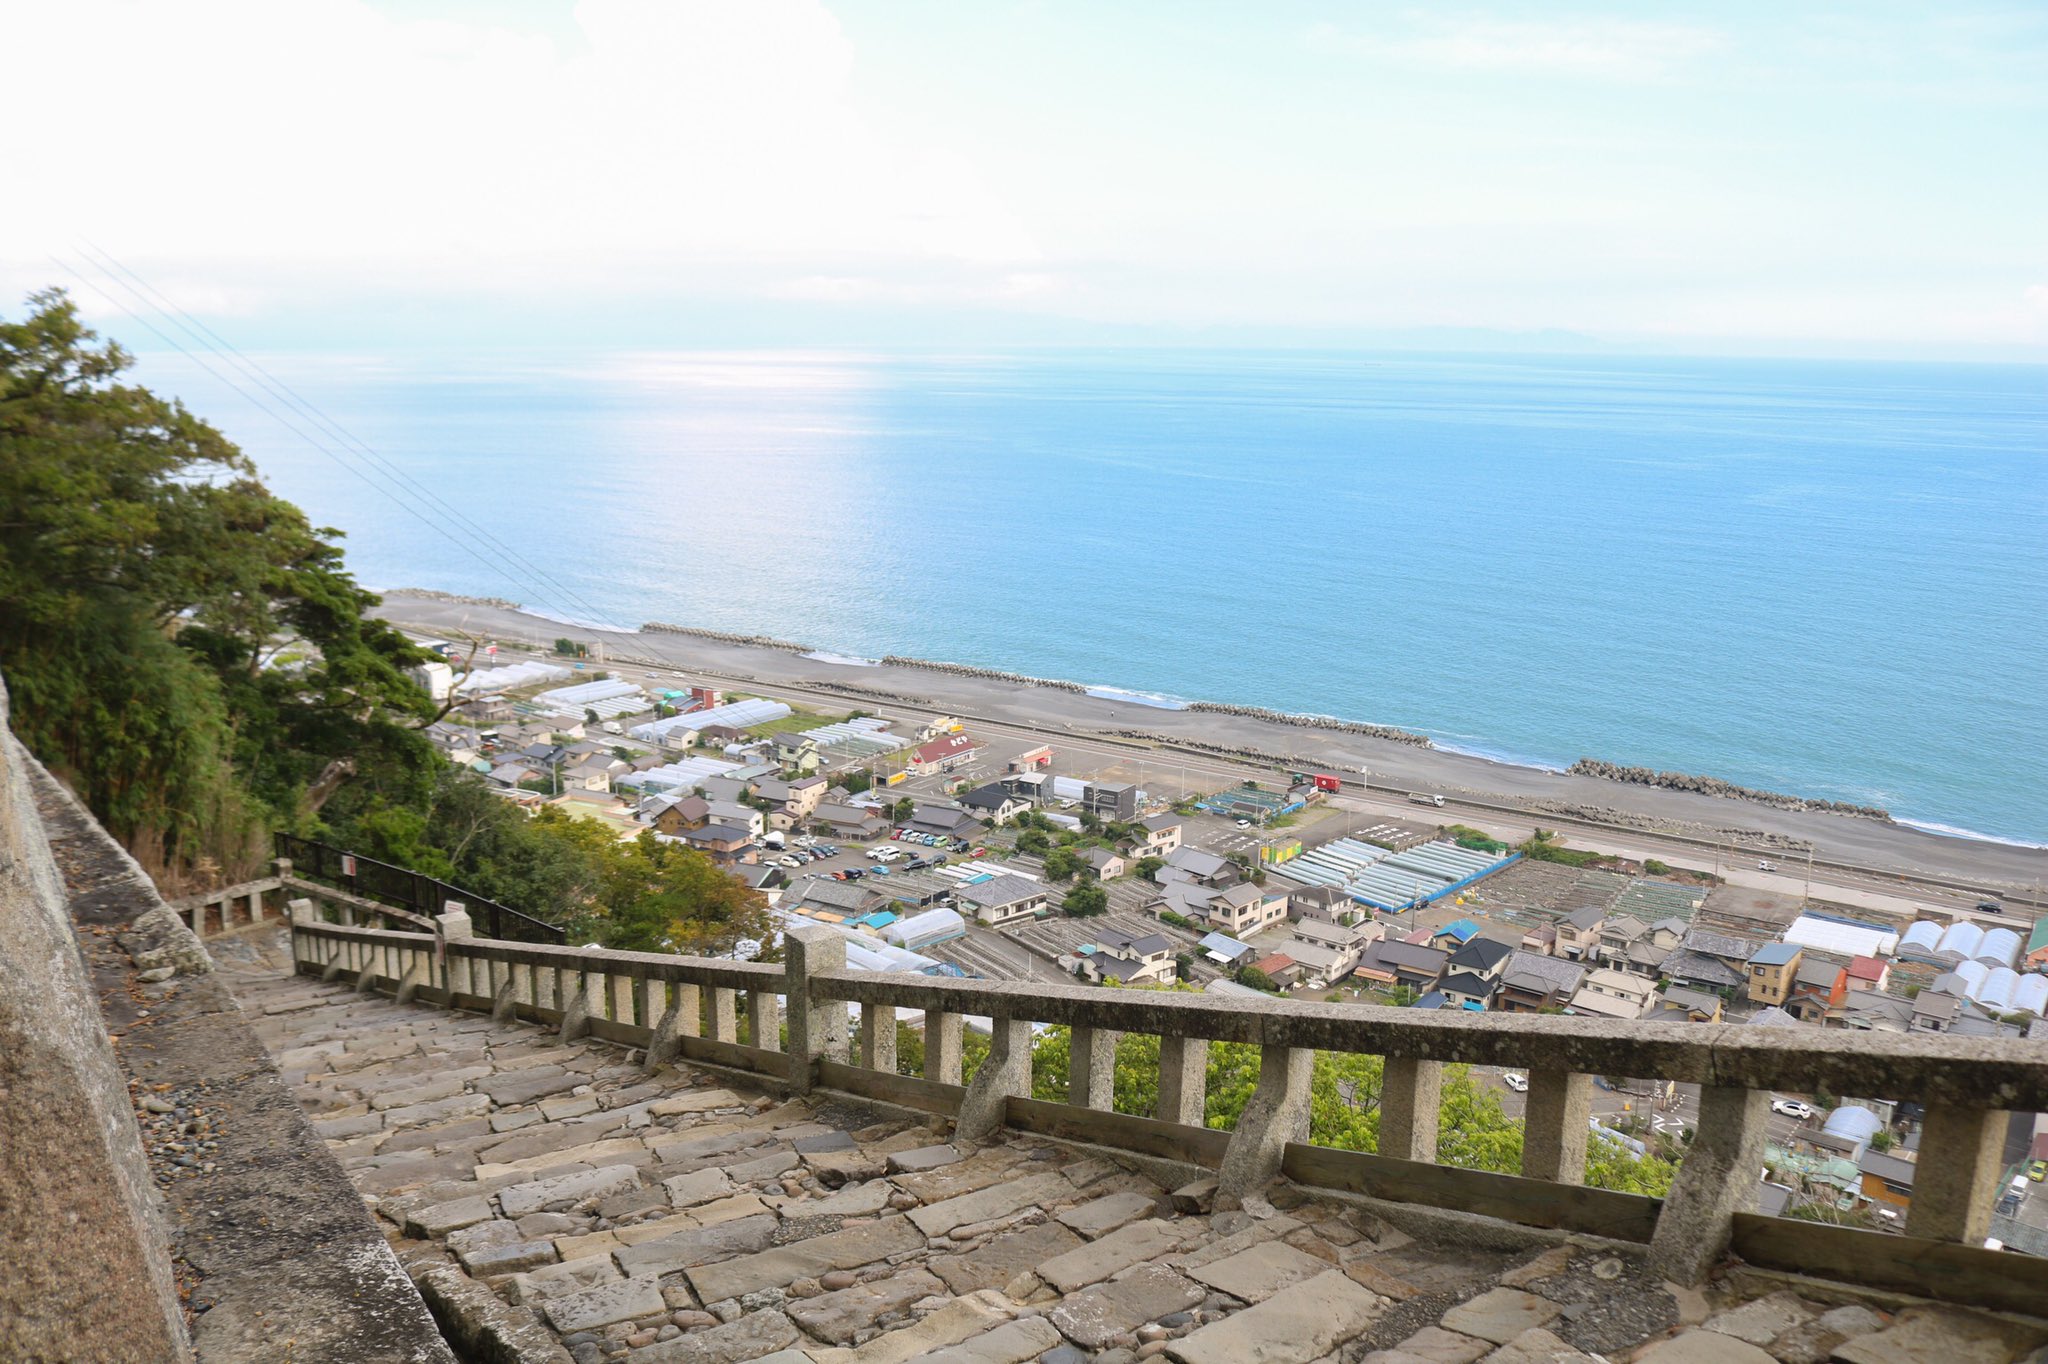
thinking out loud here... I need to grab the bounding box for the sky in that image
[3,0,2045,359]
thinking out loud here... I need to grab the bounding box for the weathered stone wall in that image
[0,675,190,1361]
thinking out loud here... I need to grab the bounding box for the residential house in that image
[1429,919,1481,951]
[1555,905,1607,961]
[956,875,1050,927]
[1746,943,1804,1007]
[1082,782,1140,821]
[1858,1151,1916,1214]
[997,770,1049,801]
[1787,958,1847,1022]
[1249,953,1302,988]
[705,799,765,840]
[1353,941,1451,994]
[1648,985,1724,1023]
[2028,918,2048,971]
[908,805,980,840]
[1519,924,1559,956]
[907,733,984,775]
[682,824,756,866]
[1908,983,1957,1024]
[1443,936,1515,986]
[1496,952,1586,1013]
[459,695,517,724]
[1843,955,1889,994]
[1159,846,1236,889]
[1082,847,1128,881]
[787,876,887,920]
[1286,884,1354,925]
[1437,970,1497,1009]
[1131,815,1184,858]
[559,757,622,793]
[646,795,711,836]
[773,732,823,773]
[1073,929,1177,986]
[1659,936,1753,993]
[1569,968,1656,1021]
[1841,992,1915,1033]
[1295,915,1382,957]
[488,761,539,790]
[811,803,887,841]
[1200,883,1290,938]
[734,863,784,895]
[960,783,1033,824]
[1593,914,1659,974]
[1197,932,1256,969]
[1280,939,1349,987]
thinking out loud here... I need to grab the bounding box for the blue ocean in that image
[146,349,2048,844]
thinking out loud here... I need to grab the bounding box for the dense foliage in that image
[1,290,434,875]
[0,290,766,955]
[1024,1018,1678,1196]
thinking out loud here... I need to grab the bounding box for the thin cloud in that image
[1310,16,1725,80]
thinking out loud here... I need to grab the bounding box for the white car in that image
[1770,1098,1814,1120]
[1235,819,1252,829]
[1502,1073,1529,1093]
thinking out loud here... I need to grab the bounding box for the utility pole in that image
[1803,840,1815,908]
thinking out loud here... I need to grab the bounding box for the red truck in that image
[1291,772,1343,793]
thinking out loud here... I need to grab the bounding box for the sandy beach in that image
[375,591,2048,903]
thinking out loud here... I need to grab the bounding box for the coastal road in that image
[378,595,2048,913]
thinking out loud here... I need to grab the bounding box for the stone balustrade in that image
[289,913,2048,1306]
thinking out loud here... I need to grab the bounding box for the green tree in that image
[1063,882,1108,917]
[1042,846,1083,881]
[1,289,436,879]
[1016,828,1051,855]
[1237,965,1279,992]
[1135,855,1165,880]
[891,796,915,822]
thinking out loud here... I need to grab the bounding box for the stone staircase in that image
[224,953,2048,1364]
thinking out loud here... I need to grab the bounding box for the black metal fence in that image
[273,833,566,944]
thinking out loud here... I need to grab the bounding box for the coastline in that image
[376,589,2048,893]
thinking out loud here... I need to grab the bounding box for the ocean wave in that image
[803,651,881,667]
[1084,685,1189,711]
[1895,818,2048,851]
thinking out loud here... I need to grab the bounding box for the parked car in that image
[869,865,890,876]
[1770,1098,1814,1120]
[2028,1159,2046,1182]
[970,847,987,858]
[1235,819,1252,829]
[1979,900,2004,915]
[1757,860,1777,872]
[1502,1073,1528,1093]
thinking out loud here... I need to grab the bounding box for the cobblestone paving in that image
[229,957,2048,1364]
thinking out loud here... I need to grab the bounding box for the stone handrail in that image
[288,914,2048,1300]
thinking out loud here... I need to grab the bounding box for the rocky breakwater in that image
[1567,760,1891,821]
[878,655,1089,694]
[1181,702,1432,748]
[391,588,523,610]
[642,622,810,652]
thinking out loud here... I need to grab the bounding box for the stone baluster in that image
[783,927,846,1096]
[748,990,782,1052]
[1379,1057,1444,1162]
[1649,1086,1771,1284]
[609,971,636,1028]
[926,1012,964,1085]
[435,905,472,1002]
[1520,1070,1592,1184]
[1217,1045,1313,1208]
[958,1014,1032,1144]
[645,981,702,1071]
[1157,1034,1210,1126]
[1908,1105,2009,1243]
[1069,1025,1119,1111]
[708,987,739,1043]
[859,1002,897,1073]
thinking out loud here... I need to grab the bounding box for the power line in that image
[74,241,637,648]
[51,257,540,602]
[53,250,643,663]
